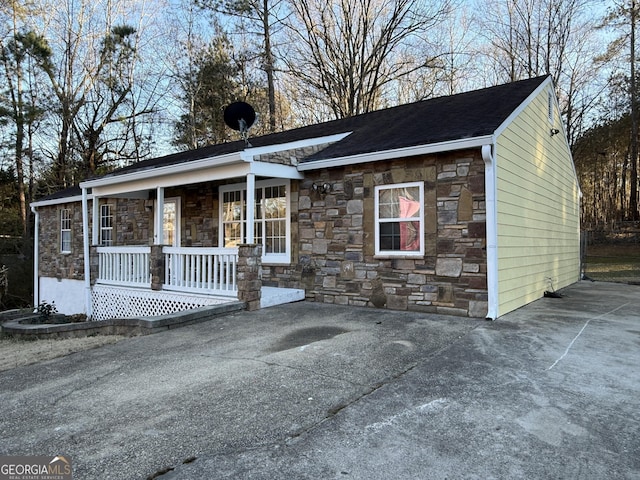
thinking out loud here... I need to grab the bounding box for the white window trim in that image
[374,181,425,257]
[155,197,181,247]
[100,204,114,246]
[60,208,72,253]
[219,179,291,264]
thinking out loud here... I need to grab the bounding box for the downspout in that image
[30,206,39,310]
[82,187,93,319]
[482,144,499,320]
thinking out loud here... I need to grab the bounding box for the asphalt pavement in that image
[1,281,638,479]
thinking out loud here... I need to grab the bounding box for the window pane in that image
[378,187,420,219]
[376,182,423,254]
[379,222,401,250]
[223,191,242,222]
[100,205,113,246]
[163,202,176,246]
[61,231,71,252]
[265,219,285,253]
[224,222,242,247]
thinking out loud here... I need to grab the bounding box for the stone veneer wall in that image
[261,150,488,317]
[37,198,153,280]
[38,200,87,281]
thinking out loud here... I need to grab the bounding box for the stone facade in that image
[37,198,152,280]
[38,200,88,281]
[261,149,489,317]
[37,148,488,317]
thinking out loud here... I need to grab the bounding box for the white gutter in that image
[30,194,84,208]
[297,136,493,171]
[30,206,39,310]
[81,187,93,319]
[482,144,499,320]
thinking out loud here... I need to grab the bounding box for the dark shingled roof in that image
[97,75,548,177]
[37,75,548,202]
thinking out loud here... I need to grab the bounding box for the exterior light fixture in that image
[312,182,332,194]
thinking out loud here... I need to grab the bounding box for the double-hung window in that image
[60,209,72,253]
[100,204,114,246]
[375,182,424,256]
[220,179,290,263]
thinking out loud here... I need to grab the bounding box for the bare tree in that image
[282,0,451,119]
[476,0,604,146]
[196,0,286,133]
[0,1,47,235]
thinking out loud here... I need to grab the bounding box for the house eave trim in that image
[80,151,245,189]
[30,195,89,208]
[242,132,351,158]
[297,135,493,171]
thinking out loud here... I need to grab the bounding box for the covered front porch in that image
[78,146,306,320]
[90,244,304,321]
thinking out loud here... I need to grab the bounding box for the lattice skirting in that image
[91,285,236,321]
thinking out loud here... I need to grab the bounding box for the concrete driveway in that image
[1,281,638,479]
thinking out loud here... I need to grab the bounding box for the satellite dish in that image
[224,102,256,146]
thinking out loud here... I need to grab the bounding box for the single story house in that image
[30,75,581,320]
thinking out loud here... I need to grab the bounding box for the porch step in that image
[260,287,306,308]
[138,301,247,333]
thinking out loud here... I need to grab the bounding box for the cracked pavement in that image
[0,300,475,479]
[1,281,639,479]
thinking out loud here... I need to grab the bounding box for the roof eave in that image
[297,135,495,171]
[30,194,89,208]
[80,151,245,189]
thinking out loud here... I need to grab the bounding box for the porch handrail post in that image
[237,243,262,311]
[150,245,164,290]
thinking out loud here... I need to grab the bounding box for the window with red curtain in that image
[375,182,424,255]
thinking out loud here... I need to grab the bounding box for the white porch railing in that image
[163,247,238,296]
[96,246,151,287]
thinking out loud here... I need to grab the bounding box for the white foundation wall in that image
[39,277,87,315]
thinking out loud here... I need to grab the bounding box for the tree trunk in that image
[630,0,639,220]
[263,0,276,133]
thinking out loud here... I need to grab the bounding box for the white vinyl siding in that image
[495,84,580,316]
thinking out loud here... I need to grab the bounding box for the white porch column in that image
[92,194,99,245]
[82,187,93,318]
[30,206,39,309]
[246,173,255,243]
[155,186,165,245]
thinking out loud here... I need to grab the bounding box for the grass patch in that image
[584,244,640,283]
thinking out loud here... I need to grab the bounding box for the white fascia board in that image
[494,76,552,138]
[30,194,88,208]
[297,136,493,171]
[249,161,305,179]
[241,132,351,159]
[81,151,244,190]
[90,161,251,197]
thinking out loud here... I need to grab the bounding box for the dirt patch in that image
[0,334,128,372]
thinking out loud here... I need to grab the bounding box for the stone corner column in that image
[237,244,262,311]
[89,246,99,285]
[150,245,165,291]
